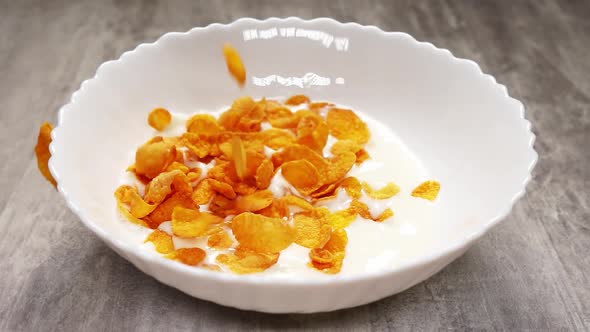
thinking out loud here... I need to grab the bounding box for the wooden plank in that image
[0,0,588,330]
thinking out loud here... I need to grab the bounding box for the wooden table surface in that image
[1,0,589,330]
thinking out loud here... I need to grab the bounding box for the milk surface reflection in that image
[252,73,345,88]
[243,27,349,51]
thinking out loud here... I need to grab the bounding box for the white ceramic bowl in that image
[49,17,537,313]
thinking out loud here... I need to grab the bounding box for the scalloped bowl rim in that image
[49,17,538,286]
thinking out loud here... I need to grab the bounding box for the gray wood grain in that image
[1,0,589,330]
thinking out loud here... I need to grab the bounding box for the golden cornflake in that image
[310,229,348,274]
[147,191,198,228]
[145,230,174,254]
[324,152,356,185]
[261,128,295,150]
[186,114,222,135]
[362,181,400,199]
[167,247,206,266]
[208,231,234,249]
[349,199,373,220]
[355,149,370,165]
[323,229,348,254]
[234,190,274,213]
[221,97,265,132]
[231,136,247,180]
[216,248,280,274]
[201,263,222,272]
[271,144,329,174]
[257,199,289,219]
[326,108,370,144]
[296,114,329,153]
[114,185,157,218]
[166,161,190,174]
[309,102,333,111]
[186,169,202,183]
[135,138,177,179]
[208,178,237,199]
[293,213,332,249]
[255,159,274,189]
[310,182,338,199]
[192,178,215,205]
[171,206,211,238]
[330,139,362,156]
[349,200,394,223]
[411,180,440,201]
[265,101,299,129]
[147,108,172,131]
[309,248,333,264]
[223,44,246,87]
[281,195,314,211]
[143,169,184,204]
[339,177,362,199]
[34,122,57,188]
[327,209,357,229]
[115,199,148,227]
[181,132,220,159]
[281,159,322,195]
[374,208,394,222]
[284,94,310,106]
[208,194,237,217]
[232,212,294,253]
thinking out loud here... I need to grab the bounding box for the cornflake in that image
[325,152,356,184]
[339,177,362,199]
[285,94,310,106]
[192,179,215,205]
[186,114,221,135]
[217,248,280,274]
[362,182,400,199]
[208,231,234,249]
[296,113,329,153]
[281,160,322,195]
[234,190,274,213]
[330,139,362,156]
[265,101,299,128]
[147,191,197,228]
[309,229,348,274]
[144,170,185,204]
[171,206,211,238]
[254,159,274,189]
[326,108,370,144]
[261,128,295,150]
[281,195,314,211]
[293,213,331,249]
[223,44,246,87]
[114,185,156,218]
[34,122,57,188]
[327,209,357,229]
[167,248,206,266]
[374,208,394,222]
[411,181,441,201]
[135,138,177,179]
[145,230,174,254]
[231,212,294,253]
[148,108,172,131]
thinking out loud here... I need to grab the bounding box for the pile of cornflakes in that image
[113,94,440,274]
[34,43,441,275]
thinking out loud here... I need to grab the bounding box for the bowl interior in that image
[50,18,535,278]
